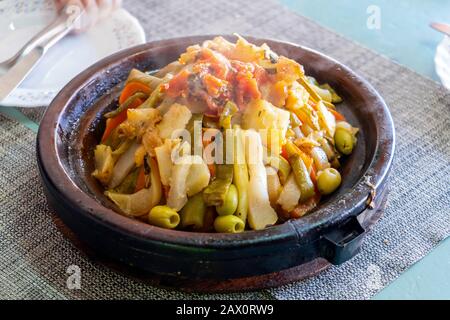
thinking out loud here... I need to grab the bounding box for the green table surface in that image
[281,0,450,300]
[1,0,449,300]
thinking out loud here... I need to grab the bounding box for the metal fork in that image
[0,6,84,74]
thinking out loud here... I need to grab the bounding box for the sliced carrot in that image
[281,145,289,160]
[203,73,227,97]
[101,98,143,143]
[202,138,215,177]
[207,164,216,177]
[134,166,146,192]
[298,149,313,172]
[119,82,152,104]
[308,100,318,111]
[201,130,217,177]
[101,111,127,143]
[294,109,316,130]
[328,108,346,121]
[101,82,149,143]
[310,165,320,194]
[285,141,313,171]
[310,165,317,184]
[163,185,170,200]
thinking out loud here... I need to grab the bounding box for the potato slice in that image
[186,156,211,196]
[157,103,192,140]
[266,166,282,206]
[154,139,180,186]
[317,100,336,138]
[167,155,192,211]
[245,130,278,230]
[108,141,140,189]
[277,173,301,212]
[106,188,153,217]
[92,144,114,186]
[242,99,290,155]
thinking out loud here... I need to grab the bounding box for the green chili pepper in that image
[180,193,207,230]
[139,86,163,109]
[114,166,140,194]
[289,154,315,202]
[219,101,238,130]
[203,164,234,206]
[104,92,148,118]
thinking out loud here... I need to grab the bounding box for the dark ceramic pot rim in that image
[37,35,395,250]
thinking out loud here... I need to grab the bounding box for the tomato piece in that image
[235,71,261,109]
[199,48,230,79]
[134,166,146,192]
[328,108,346,121]
[165,69,191,98]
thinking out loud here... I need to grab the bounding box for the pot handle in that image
[322,216,366,265]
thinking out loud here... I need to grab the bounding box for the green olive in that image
[148,205,180,229]
[214,215,245,233]
[334,128,354,155]
[336,121,353,132]
[317,168,342,195]
[216,184,238,216]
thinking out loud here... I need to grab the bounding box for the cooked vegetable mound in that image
[92,35,359,233]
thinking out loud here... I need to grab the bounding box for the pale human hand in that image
[54,0,122,32]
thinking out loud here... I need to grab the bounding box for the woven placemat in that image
[1,0,449,299]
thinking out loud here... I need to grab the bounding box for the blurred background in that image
[283,0,450,81]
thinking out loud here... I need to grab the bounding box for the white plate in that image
[0,0,146,107]
[435,36,450,91]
